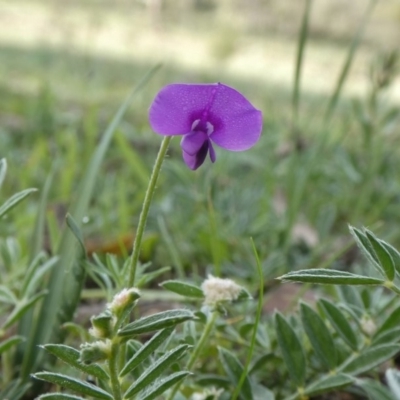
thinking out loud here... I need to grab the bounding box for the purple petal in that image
[207,84,263,151]
[182,141,209,170]
[181,131,208,156]
[149,84,220,136]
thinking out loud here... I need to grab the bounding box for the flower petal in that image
[149,84,220,136]
[181,131,208,156]
[207,84,263,151]
[182,141,209,170]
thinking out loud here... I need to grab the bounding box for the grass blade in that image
[292,0,312,130]
[324,0,377,120]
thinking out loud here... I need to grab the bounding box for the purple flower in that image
[149,83,263,170]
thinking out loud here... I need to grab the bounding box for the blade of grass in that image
[20,64,162,379]
[324,0,377,121]
[292,0,312,133]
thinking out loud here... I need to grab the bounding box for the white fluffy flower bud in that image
[201,275,243,306]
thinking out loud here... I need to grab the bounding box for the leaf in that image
[120,327,174,377]
[118,309,195,337]
[136,266,171,288]
[372,327,400,347]
[34,372,113,399]
[29,160,58,263]
[380,241,400,277]
[349,226,382,274]
[342,344,400,375]
[274,312,306,386]
[22,255,58,297]
[160,280,204,298]
[365,230,395,281]
[124,344,189,398]
[0,285,17,304]
[0,336,25,355]
[358,378,396,400]
[2,290,47,330]
[218,347,253,400]
[252,383,275,400]
[280,268,385,285]
[66,213,87,257]
[305,373,354,396]
[43,344,109,381]
[0,188,38,219]
[0,158,7,189]
[337,286,364,315]
[300,302,337,370]
[386,369,400,400]
[319,298,359,351]
[195,374,230,388]
[137,371,191,400]
[36,395,85,400]
[375,306,400,337]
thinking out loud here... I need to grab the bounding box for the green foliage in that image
[1,0,400,398]
[33,291,193,400]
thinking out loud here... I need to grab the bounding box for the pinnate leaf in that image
[375,306,400,337]
[305,373,354,396]
[120,328,174,377]
[43,344,109,381]
[119,309,195,337]
[274,312,306,386]
[319,299,358,351]
[349,226,382,274]
[358,378,395,400]
[124,344,189,398]
[137,371,191,400]
[300,302,337,370]
[365,230,395,281]
[37,395,85,400]
[160,280,204,298]
[343,344,400,375]
[280,269,385,285]
[34,372,113,399]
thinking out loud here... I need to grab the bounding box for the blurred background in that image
[1,0,400,281]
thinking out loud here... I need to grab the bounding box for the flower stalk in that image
[108,341,122,400]
[128,136,172,287]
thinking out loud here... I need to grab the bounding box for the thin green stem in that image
[127,136,172,287]
[167,310,219,400]
[108,342,122,400]
[231,238,264,400]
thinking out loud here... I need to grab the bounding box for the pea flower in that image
[149,83,263,170]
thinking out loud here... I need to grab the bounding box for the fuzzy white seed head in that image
[108,288,140,314]
[201,275,243,305]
